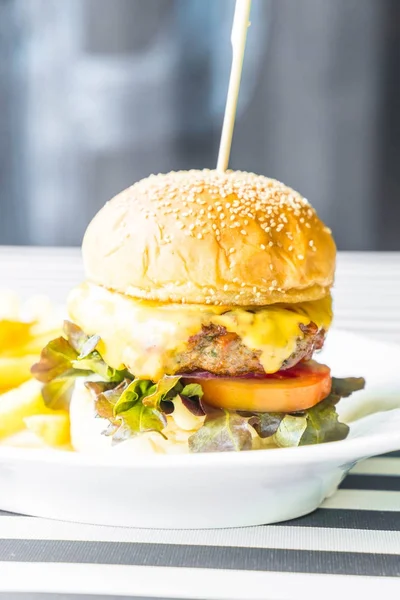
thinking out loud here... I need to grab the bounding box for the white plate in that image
[0,329,400,529]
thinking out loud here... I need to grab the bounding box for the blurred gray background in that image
[1,0,399,249]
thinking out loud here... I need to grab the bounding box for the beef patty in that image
[173,321,325,377]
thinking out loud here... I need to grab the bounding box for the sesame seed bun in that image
[82,169,336,306]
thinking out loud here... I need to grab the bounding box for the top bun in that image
[82,170,336,306]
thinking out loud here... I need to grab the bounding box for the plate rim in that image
[0,413,399,469]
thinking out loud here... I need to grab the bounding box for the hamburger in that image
[32,169,364,454]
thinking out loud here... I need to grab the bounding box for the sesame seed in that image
[229,248,235,254]
[223,284,229,291]
[197,233,203,239]
[260,244,266,250]
[268,241,274,247]
[240,230,247,235]
[297,254,304,260]
[288,245,293,251]
[309,240,314,247]
[130,170,311,242]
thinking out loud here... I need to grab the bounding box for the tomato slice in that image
[181,360,332,413]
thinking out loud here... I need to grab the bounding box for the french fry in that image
[0,355,40,393]
[0,292,66,442]
[7,331,61,357]
[0,379,47,438]
[24,411,70,447]
[0,320,33,352]
[0,293,62,393]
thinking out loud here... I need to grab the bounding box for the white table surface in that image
[0,247,399,600]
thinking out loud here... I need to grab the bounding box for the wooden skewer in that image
[217,0,252,172]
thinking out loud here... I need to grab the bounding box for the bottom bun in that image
[69,378,203,455]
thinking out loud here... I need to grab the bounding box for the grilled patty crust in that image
[173,322,325,377]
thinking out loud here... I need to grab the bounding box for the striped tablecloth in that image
[0,247,399,600]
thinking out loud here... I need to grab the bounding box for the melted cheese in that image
[67,282,332,380]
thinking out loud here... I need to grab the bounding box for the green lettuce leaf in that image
[297,376,365,445]
[31,321,129,409]
[30,337,80,383]
[113,379,156,416]
[330,377,366,401]
[271,376,366,448]
[174,382,205,416]
[247,412,283,439]
[179,395,205,417]
[181,383,204,400]
[63,321,90,354]
[113,404,167,443]
[77,335,101,359]
[41,375,77,411]
[85,380,128,420]
[141,376,181,408]
[189,410,253,453]
[86,375,184,443]
[298,397,349,445]
[274,414,308,447]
